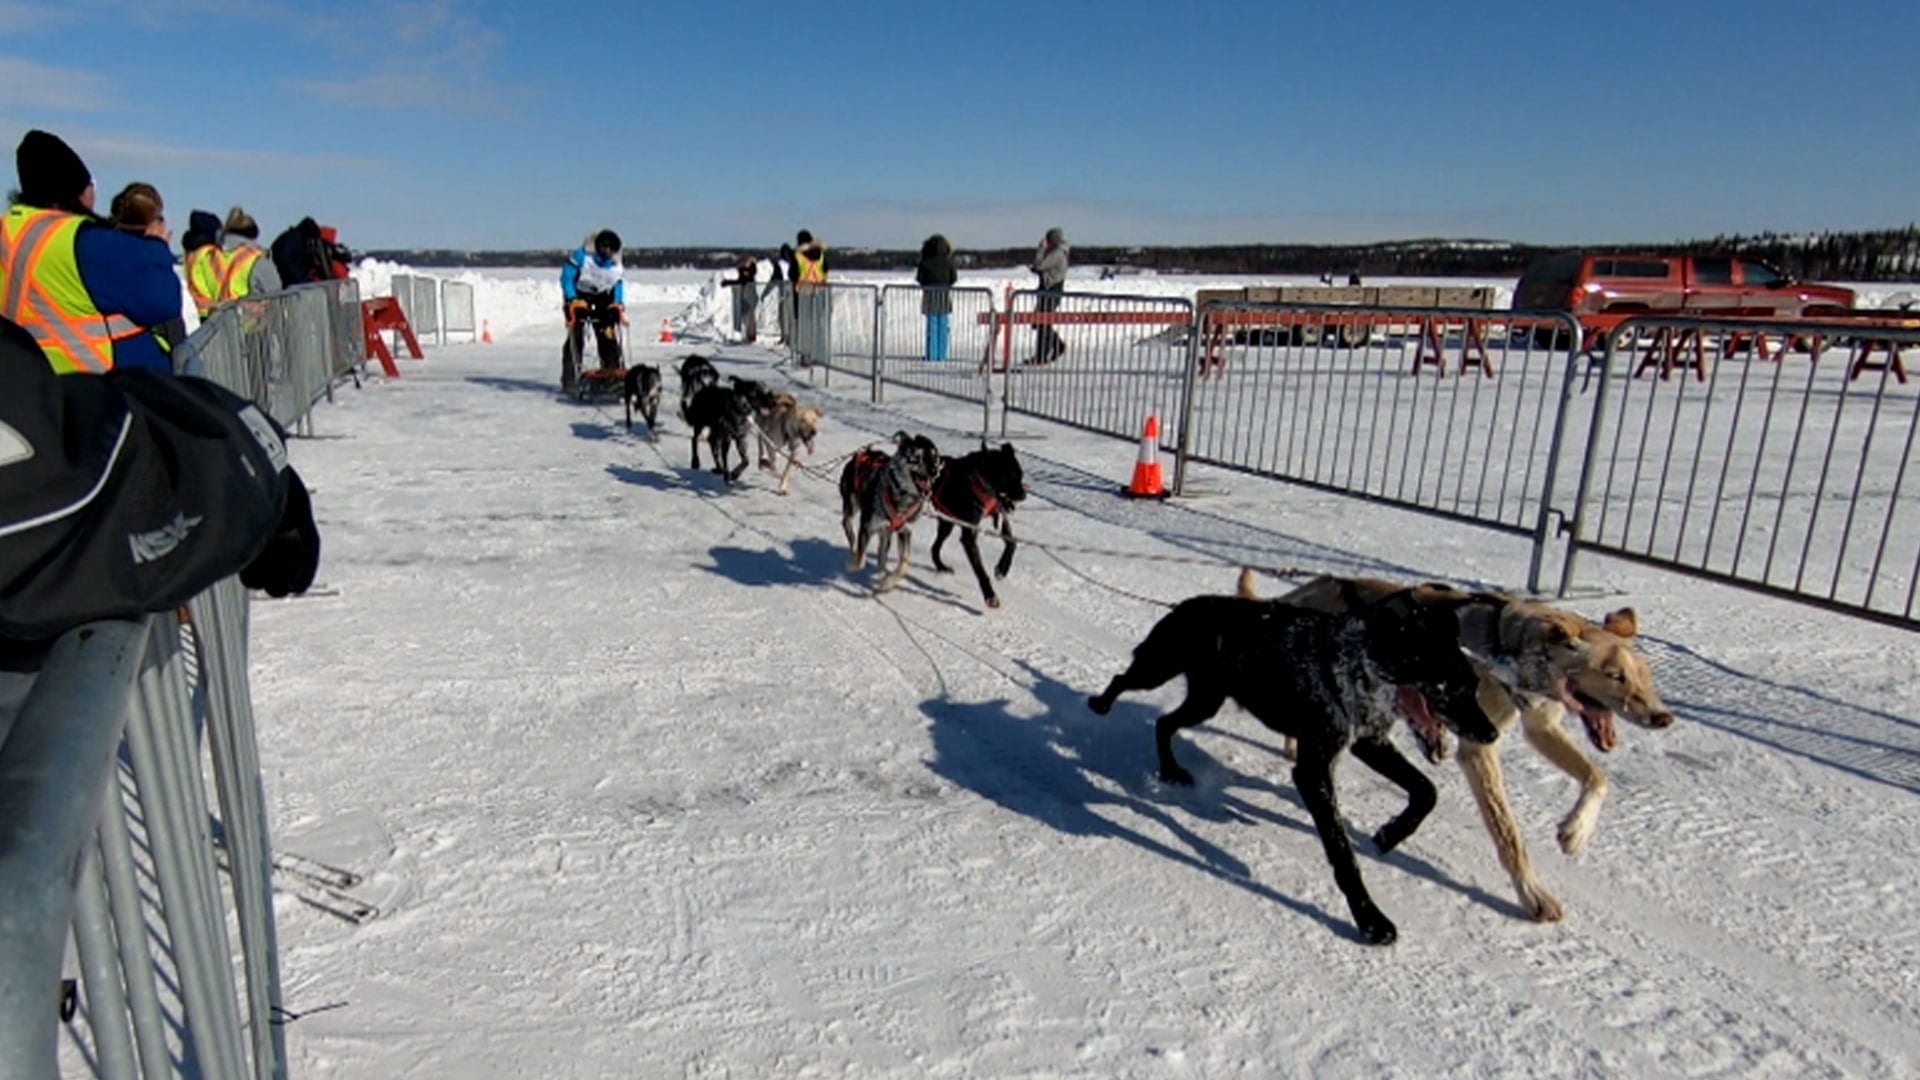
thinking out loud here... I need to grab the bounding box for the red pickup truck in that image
[1514,253,1855,320]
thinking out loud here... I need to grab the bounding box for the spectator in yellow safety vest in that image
[2,129,182,374]
[181,209,225,317]
[218,206,280,301]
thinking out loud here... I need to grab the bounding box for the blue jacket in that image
[74,223,183,374]
[560,247,624,305]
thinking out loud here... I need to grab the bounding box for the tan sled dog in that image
[1243,570,1675,922]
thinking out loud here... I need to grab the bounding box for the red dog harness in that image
[931,472,1001,523]
[852,449,930,533]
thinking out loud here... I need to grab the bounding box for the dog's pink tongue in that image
[1396,686,1447,761]
[1582,710,1618,753]
[1561,680,1619,752]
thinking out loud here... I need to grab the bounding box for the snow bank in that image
[347,260,715,343]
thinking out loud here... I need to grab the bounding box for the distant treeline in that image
[368,226,1920,281]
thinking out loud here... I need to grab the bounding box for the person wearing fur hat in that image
[2,129,183,374]
[217,206,281,301]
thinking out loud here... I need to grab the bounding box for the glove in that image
[241,468,321,599]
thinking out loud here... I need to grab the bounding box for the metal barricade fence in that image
[790,282,880,388]
[998,289,1195,451]
[1560,315,1920,629]
[1181,302,1584,582]
[182,279,363,435]
[442,281,477,343]
[876,285,999,408]
[390,273,441,342]
[0,577,287,1080]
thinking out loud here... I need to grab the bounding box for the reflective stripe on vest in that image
[0,206,137,373]
[186,245,227,313]
[219,245,264,300]
[797,248,826,284]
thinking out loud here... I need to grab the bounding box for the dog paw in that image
[1519,884,1566,923]
[1558,813,1596,857]
[1356,912,1398,946]
[985,595,1001,610]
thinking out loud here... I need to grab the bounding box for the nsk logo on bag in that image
[129,512,205,565]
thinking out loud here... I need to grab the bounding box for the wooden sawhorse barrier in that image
[360,297,423,377]
[1632,326,1708,382]
[1410,316,1494,377]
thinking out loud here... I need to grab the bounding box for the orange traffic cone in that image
[481,319,493,344]
[1122,414,1170,500]
[659,319,674,344]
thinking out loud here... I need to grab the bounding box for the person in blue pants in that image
[915,233,956,361]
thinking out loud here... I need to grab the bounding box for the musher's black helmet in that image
[595,229,621,256]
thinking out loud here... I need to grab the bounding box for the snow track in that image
[234,325,1919,1078]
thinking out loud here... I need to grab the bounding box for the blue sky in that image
[4,0,1917,252]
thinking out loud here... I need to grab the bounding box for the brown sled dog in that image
[1243,570,1675,922]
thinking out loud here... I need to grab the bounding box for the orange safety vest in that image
[0,205,144,374]
[185,244,228,315]
[219,244,265,301]
[796,245,827,285]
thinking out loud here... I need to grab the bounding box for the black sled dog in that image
[927,442,1027,609]
[1087,581,1504,945]
[622,363,662,439]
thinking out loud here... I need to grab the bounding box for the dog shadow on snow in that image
[923,659,1524,940]
[701,539,859,593]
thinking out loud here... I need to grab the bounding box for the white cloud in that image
[0,120,388,174]
[281,0,521,117]
[0,55,116,112]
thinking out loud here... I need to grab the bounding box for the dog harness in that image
[853,448,930,533]
[931,471,1003,522]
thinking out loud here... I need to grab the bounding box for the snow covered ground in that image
[177,270,1920,1077]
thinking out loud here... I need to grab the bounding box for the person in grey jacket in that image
[1029,226,1068,365]
[219,207,282,297]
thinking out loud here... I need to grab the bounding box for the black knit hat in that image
[15,129,92,208]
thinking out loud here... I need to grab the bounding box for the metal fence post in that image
[1172,301,1204,495]
[1557,327,1623,596]
[870,289,883,404]
[1526,312,1588,593]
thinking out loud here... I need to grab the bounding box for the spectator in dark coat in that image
[106,182,188,356]
[763,242,797,345]
[915,233,957,361]
[270,216,328,287]
[730,254,759,343]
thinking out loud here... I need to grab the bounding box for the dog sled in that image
[560,309,629,403]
